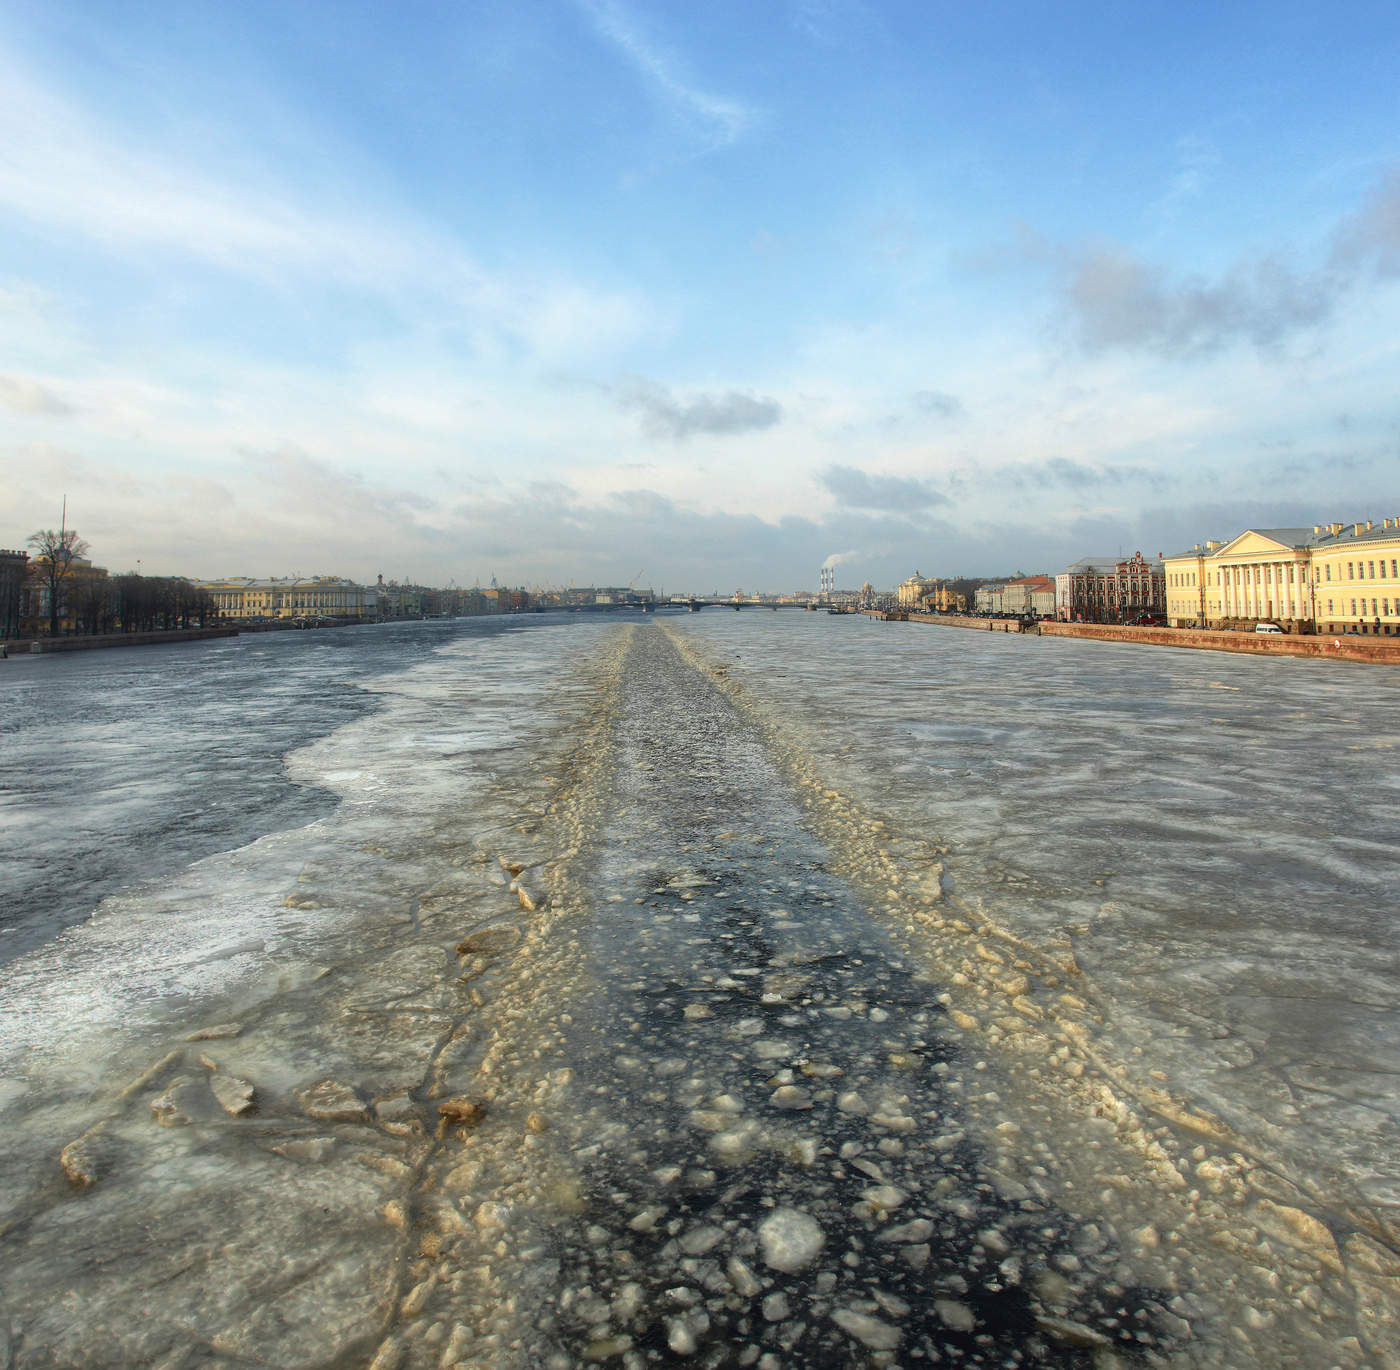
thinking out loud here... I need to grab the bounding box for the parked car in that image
[1254,623,1283,634]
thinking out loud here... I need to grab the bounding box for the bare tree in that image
[70,568,117,635]
[26,528,90,638]
[111,573,214,632]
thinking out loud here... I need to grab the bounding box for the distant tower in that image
[820,565,834,600]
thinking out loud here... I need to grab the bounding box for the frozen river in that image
[0,613,1397,1368]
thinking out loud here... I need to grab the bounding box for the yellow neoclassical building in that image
[896,573,938,608]
[1162,541,1222,626]
[1163,519,1400,634]
[195,576,368,621]
[1311,520,1400,635]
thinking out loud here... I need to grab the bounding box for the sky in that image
[1,0,1398,593]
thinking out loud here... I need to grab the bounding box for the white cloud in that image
[0,50,649,365]
[574,0,758,152]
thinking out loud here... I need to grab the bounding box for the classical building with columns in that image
[1163,519,1400,634]
[194,576,368,621]
[1202,529,1316,630]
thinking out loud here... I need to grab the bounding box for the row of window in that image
[216,595,357,609]
[1328,599,1398,617]
[1174,557,1400,588]
[1340,559,1399,580]
[1176,598,1398,621]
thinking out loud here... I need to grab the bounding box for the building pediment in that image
[1212,529,1304,559]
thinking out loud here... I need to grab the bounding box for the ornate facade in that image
[1054,553,1165,622]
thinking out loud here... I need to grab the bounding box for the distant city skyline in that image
[2,2,1398,590]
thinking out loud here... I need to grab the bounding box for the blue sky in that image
[1,0,1397,591]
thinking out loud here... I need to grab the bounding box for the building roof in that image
[1311,519,1400,548]
[1249,528,1317,548]
[1163,541,1224,560]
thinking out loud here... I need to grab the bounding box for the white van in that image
[1254,623,1283,634]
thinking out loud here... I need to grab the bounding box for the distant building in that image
[21,556,108,636]
[1055,552,1164,623]
[1001,574,1056,617]
[901,573,970,612]
[0,549,26,639]
[897,573,937,608]
[195,576,367,621]
[975,576,1055,616]
[974,582,1006,614]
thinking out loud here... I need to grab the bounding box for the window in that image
[1350,599,1357,615]
[1326,564,1332,581]
[1383,561,1389,579]
[1369,561,1376,578]
[1328,599,1334,614]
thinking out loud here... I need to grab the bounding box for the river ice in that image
[0,613,1396,1368]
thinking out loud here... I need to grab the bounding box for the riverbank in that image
[3,626,239,656]
[868,611,1400,662]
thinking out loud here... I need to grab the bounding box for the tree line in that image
[19,528,214,637]
[68,571,215,635]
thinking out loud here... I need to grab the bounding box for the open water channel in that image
[0,613,1397,1369]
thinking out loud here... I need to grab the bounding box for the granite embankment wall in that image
[872,612,1033,633]
[5,627,239,655]
[867,612,1400,663]
[1039,621,1400,662]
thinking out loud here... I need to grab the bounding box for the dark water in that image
[542,626,1174,1367]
